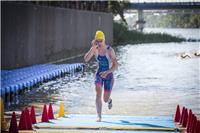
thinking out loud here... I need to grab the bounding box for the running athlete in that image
[84,30,118,122]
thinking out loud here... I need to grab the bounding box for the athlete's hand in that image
[100,71,109,78]
[91,39,98,50]
[91,40,96,47]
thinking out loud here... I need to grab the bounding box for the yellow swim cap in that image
[95,30,105,41]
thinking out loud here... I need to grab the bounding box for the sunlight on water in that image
[14,41,200,117]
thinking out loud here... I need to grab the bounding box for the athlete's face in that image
[96,40,104,47]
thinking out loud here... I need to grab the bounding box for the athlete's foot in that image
[108,98,112,110]
[96,117,101,122]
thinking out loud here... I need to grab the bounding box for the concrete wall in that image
[2,2,113,69]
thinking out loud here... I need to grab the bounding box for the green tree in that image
[109,1,130,25]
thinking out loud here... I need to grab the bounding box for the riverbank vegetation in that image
[113,22,186,45]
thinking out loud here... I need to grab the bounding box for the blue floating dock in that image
[33,114,179,133]
[1,63,84,97]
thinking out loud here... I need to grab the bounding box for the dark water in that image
[9,41,200,117]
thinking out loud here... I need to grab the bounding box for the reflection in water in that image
[9,42,200,116]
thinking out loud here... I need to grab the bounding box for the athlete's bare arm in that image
[84,40,97,62]
[107,48,118,73]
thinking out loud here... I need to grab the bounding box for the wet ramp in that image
[33,114,179,132]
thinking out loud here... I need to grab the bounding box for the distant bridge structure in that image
[124,1,200,31]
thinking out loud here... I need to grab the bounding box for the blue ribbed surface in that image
[34,114,178,132]
[1,63,84,96]
[36,114,176,128]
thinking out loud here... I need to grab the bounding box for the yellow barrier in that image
[1,98,8,131]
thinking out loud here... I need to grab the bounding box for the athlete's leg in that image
[103,74,114,109]
[95,85,102,122]
[95,74,103,122]
[103,91,111,102]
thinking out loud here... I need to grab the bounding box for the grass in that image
[113,22,186,45]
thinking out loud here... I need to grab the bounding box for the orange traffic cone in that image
[9,112,18,133]
[25,108,32,130]
[186,109,193,133]
[41,104,49,122]
[180,106,185,124]
[194,120,200,133]
[189,114,195,133]
[191,115,197,133]
[58,101,65,117]
[30,105,37,124]
[192,116,197,133]
[182,108,188,127]
[174,105,180,122]
[18,110,27,130]
[48,103,54,119]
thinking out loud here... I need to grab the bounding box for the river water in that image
[9,28,200,117]
[144,28,200,40]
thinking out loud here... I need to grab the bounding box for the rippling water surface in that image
[12,41,199,116]
[9,29,200,117]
